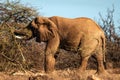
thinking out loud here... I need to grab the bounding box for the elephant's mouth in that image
[14,29,33,40]
[14,31,28,39]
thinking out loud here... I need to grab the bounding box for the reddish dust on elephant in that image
[14,16,106,74]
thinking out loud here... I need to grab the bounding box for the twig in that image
[0,52,15,63]
[0,52,26,72]
[5,23,26,62]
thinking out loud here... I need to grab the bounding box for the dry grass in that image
[0,69,120,80]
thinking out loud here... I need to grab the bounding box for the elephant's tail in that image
[101,33,106,62]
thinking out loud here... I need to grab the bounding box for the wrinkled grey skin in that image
[14,16,107,75]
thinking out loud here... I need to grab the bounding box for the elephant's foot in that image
[44,64,55,74]
[95,70,109,76]
[78,67,86,73]
[45,70,56,75]
[45,69,55,74]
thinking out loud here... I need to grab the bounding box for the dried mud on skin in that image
[0,69,120,80]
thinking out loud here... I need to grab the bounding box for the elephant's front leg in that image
[44,37,60,73]
[44,53,55,73]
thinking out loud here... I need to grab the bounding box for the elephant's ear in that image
[36,17,58,41]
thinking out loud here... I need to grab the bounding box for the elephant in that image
[14,16,107,74]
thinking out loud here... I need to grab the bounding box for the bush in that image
[0,0,39,71]
[99,7,120,68]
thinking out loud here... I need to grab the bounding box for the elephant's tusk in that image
[15,35,24,39]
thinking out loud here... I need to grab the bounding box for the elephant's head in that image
[14,16,57,42]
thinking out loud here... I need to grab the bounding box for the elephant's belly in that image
[60,41,79,51]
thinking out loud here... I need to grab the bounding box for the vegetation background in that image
[0,0,120,80]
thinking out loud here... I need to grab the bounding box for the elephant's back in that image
[76,17,104,34]
[50,16,104,36]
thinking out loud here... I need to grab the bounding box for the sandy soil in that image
[0,69,120,80]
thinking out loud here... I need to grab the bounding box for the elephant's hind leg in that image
[79,39,98,72]
[79,56,90,72]
[95,48,107,75]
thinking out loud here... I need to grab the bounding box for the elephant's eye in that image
[39,23,46,25]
